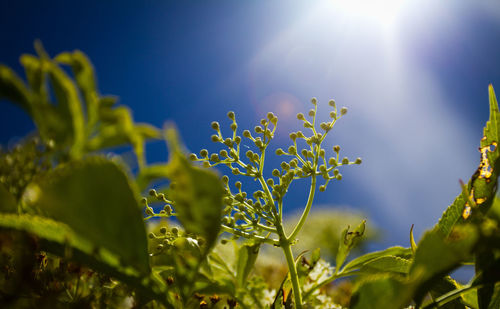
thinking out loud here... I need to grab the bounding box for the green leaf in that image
[429,277,470,309]
[335,220,365,271]
[164,126,223,252]
[236,243,260,287]
[136,164,171,191]
[0,213,169,306]
[438,85,500,236]
[22,157,150,273]
[342,246,412,273]
[359,255,411,274]
[351,275,411,309]
[0,183,17,213]
[0,64,32,114]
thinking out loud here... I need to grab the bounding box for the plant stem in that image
[288,174,317,241]
[279,230,303,308]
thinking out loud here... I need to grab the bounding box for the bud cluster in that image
[148,224,181,256]
[142,188,175,219]
[0,136,54,200]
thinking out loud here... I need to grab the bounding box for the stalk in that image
[276,223,303,308]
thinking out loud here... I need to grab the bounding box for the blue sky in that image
[1,0,500,247]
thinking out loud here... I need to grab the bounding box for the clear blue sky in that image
[1,0,500,247]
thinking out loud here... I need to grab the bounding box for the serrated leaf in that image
[438,85,500,236]
[236,243,260,287]
[360,255,411,274]
[342,246,412,273]
[22,157,150,273]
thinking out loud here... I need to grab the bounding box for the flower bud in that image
[303,122,313,129]
[272,169,280,177]
[220,149,228,157]
[224,138,233,147]
[333,145,340,153]
[141,197,148,205]
[234,136,241,144]
[355,157,362,164]
[164,205,172,214]
[267,112,275,120]
[210,154,220,162]
[149,189,157,197]
[319,185,326,192]
[230,123,238,131]
[297,113,305,120]
[267,178,274,186]
[301,149,308,157]
[340,107,348,115]
[253,153,260,162]
[311,97,317,105]
[307,150,314,158]
[203,161,210,168]
[211,135,220,142]
[255,140,263,148]
[189,153,198,161]
[254,126,262,133]
[232,168,241,175]
[260,119,267,126]
[297,131,305,138]
[211,121,220,130]
[221,239,228,245]
[148,232,155,239]
[328,99,336,108]
[319,165,327,173]
[336,174,343,180]
[200,149,209,158]
[319,149,325,157]
[289,132,297,141]
[243,130,251,138]
[171,227,178,235]
[330,111,337,119]
[276,148,285,155]
[308,109,315,117]
[288,146,296,155]
[333,169,339,176]
[222,175,229,184]
[270,116,278,125]
[342,157,349,165]
[290,159,298,168]
[328,158,337,166]
[235,181,242,189]
[234,213,244,221]
[227,111,235,120]
[280,162,290,170]
[160,227,167,234]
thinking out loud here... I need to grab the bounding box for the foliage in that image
[0,44,499,308]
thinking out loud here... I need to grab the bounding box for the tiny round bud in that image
[297,113,305,120]
[340,107,348,115]
[319,165,327,173]
[211,135,220,142]
[267,112,275,120]
[149,189,157,196]
[307,150,313,158]
[260,119,267,126]
[148,232,155,239]
[336,174,343,180]
[270,116,278,125]
[272,169,280,177]
[281,162,290,170]
[333,169,339,176]
[243,130,251,138]
[328,99,336,107]
[211,121,220,130]
[171,227,178,235]
[303,122,313,129]
[235,181,242,189]
[230,123,237,131]
[308,109,315,117]
[227,111,235,120]
[342,157,349,165]
[221,239,228,245]
[255,140,263,148]
[301,149,308,157]
[319,185,326,192]
[189,153,198,161]
[355,157,362,164]
[276,148,285,155]
[328,158,337,166]
[234,213,244,221]
[246,150,253,158]
[319,149,325,157]
[296,131,305,138]
[200,149,209,157]
[253,153,259,162]
[141,197,148,205]
[290,159,298,168]
[232,168,240,175]
[289,132,297,141]
[222,175,229,184]
[160,227,167,234]
[311,97,317,105]
[333,145,340,153]
[267,178,274,186]
[254,126,262,133]
[210,153,220,162]
[220,149,228,157]
[234,136,241,144]
[203,161,210,168]
[288,146,296,155]
[330,111,337,119]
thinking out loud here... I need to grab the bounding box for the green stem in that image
[280,235,303,308]
[288,174,316,241]
[421,283,484,309]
